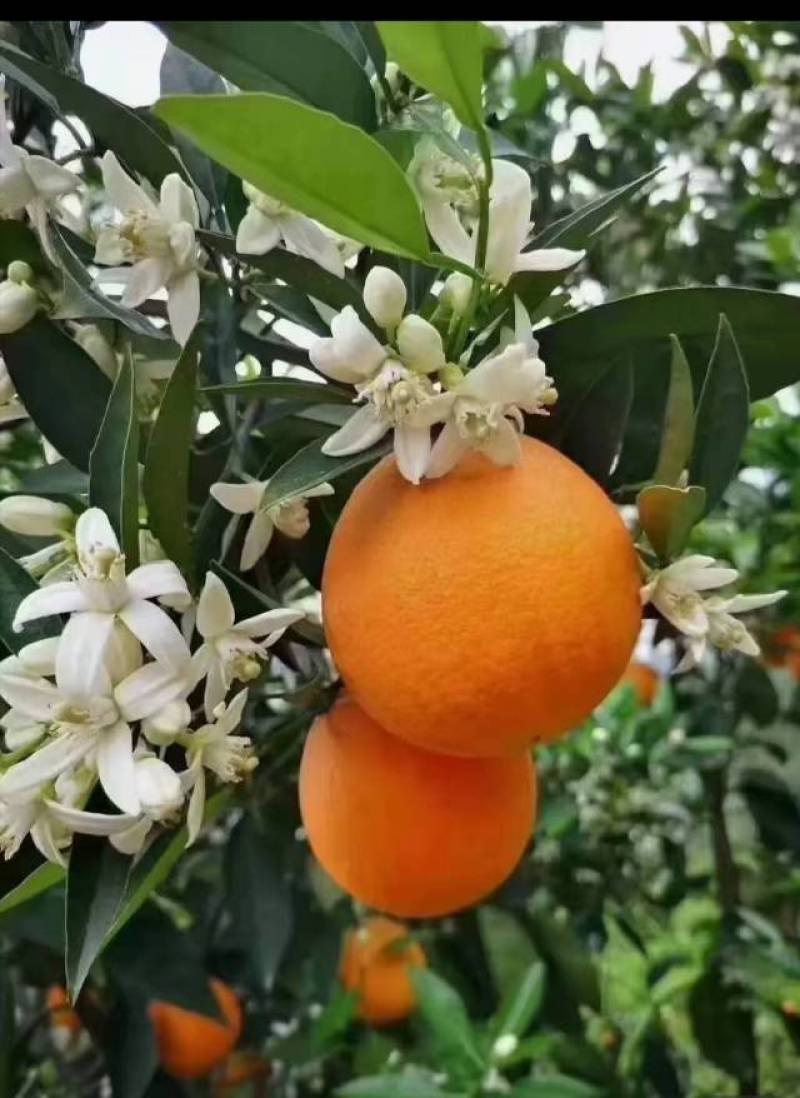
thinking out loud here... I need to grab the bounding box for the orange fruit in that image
[46,985,81,1033]
[618,661,660,706]
[340,916,426,1025]
[149,978,242,1080]
[765,625,800,676]
[214,1051,270,1094]
[299,696,536,917]
[323,437,641,757]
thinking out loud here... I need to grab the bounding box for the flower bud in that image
[491,1034,519,1060]
[135,757,183,820]
[363,266,407,332]
[273,498,311,540]
[142,699,192,746]
[74,325,119,380]
[0,495,74,537]
[0,279,37,334]
[396,313,445,374]
[440,272,472,315]
[7,260,33,285]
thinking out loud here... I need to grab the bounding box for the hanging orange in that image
[46,985,81,1033]
[340,916,426,1025]
[323,437,641,757]
[149,978,242,1080]
[618,661,661,706]
[299,696,536,918]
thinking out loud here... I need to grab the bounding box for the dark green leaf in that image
[105,993,159,1098]
[310,988,357,1053]
[155,93,430,260]
[338,1078,454,1098]
[688,960,757,1086]
[740,769,800,858]
[17,461,89,497]
[143,337,199,578]
[66,834,131,998]
[532,168,661,250]
[735,660,779,726]
[158,21,376,130]
[0,861,65,917]
[260,435,390,513]
[0,965,14,1097]
[0,547,60,653]
[410,969,485,1078]
[0,219,47,273]
[355,22,387,76]
[0,40,184,184]
[493,962,547,1042]
[89,352,140,566]
[652,335,695,485]
[202,378,352,404]
[688,314,750,511]
[0,319,111,472]
[556,359,633,486]
[511,1078,606,1098]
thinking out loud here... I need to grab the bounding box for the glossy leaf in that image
[0,319,111,472]
[688,314,750,511]
[652,335,695,485]
[66,834,131,998]
[155,93,430,259]
[202,378,352,404]
[143,337,199,578]
[338,1079,454,1098]
[89,352,140,567]
[0,547,61,653]
[532,168,662,250]
[492,961,547,1041]
[0,219,47,273]
[0,861,65,917]
[410,969,485,1079]
[158,21,377,130]
[637,484,706,561]
[259,435,391,512]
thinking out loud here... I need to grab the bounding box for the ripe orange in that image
[765,625,800,677]
[46,985,81,1033]
[323,437,641,757]
[340,916,426,1025]
[618,661,660,706]
[299,696,536,917]
[149,978,242,1080]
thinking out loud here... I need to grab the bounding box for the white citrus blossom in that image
[363,266,407,333]
[425,341,557,479]
[73,323,120,380]
[210,478,334,572]
[641,555,786,670]
[236,181,344,276]
[0,495,74,538]
[0,274,37,334]
[0,355,27,425]
[411,143,584,286]
[189,571,303,719]
[13,508,191,672]
[0,613,189,814]
[95,151,203,346]
[0,76,79,259]
[183,689,254,845]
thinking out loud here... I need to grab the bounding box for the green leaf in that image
[0,219,47,273]
[157,21,376,130]
[636,484,706,561]
[688,960,757,1085]
[213,564,325,648]
[50,226,169,340]
[104,993,159,1098]
[377,21,484,134]
[652,335,695,485]
[532,168,661,250]
[735,660,779,726]
[226,815,292,990]
[202,378,352,404]
[310,988,357,1054]
[17,461,88,497]
[493,962,547,1041]
[0,861,65,917]
[143,337,199,579]
[260,435,391,512]
[0,965,14,1097]
[0,548,61,653]
[155,93,430,260]
[688,314,750,511]
[557,359,633,487]
[89,353,140,567]
[338,1078,454,1098]
[511,1077,606,1098]
[66,834,131,999]
[410,969,485,1079]
[0,40,184,184]
[479,906,539,1002]
[0,319,111,472]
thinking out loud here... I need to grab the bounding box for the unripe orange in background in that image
[618,661,661,706]
[323,438,641,758]
[149,978,242,1080]
[299,696,536,918]
[46,985,81,1033]
[340,917,426,1025]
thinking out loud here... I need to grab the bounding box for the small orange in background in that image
[149,978,242,1080]
[765,625,800,677]
[618,661,661,707]
[299,696,536,918]
[340,917,427,1025]
[46,984,81,1033]
[323,437,642,758]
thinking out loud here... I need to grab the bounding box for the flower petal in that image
[209,480,266,515]
[309,306,385,384]
[426,421,469,479]
[203,659,228,722]
[482,416,522,466]
[115,661,189,723]
[422,198,474,265]
[13,581,87,631]
[126,560,191,605]
[45,799,138,835]
[0,672,61,722]
[121,257,171,309]
[282,213,345,277]
[75,508,120,560]
[394,424,431,486]
[167,270,200,347]
[485,159,532,285]
[25,155,79,199]
[159,173,199,227]
[321,405,389,457]
[196,572,235,638]
[101,150,159,217]
[235,206,281,255]
[240,511,274,572]
[234,608,304,639]
[460,343,545,408]
[97,721,139,814]
[514,246,585,273]
[30,817,68,868]
[0,730,90,801]
[186,766,206,847]
[118,599,190,671]
[55,612,114,701]
[722,590,787,614]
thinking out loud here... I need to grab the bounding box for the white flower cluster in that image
[641,554,786,671]
[0,507,302,865]
[309,271,558,484]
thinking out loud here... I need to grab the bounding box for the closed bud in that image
[142,699,192,746]
[74,325,119,380]
[363,266,407,332]
[492,1033,519,1059]
[0,279,37,334]
[7,260,33,285]
[0,495,74,537]
[396,313,445,374]
[134,757,183,820]
[440,272,472,315]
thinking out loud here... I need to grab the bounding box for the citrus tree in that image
[0,19,799,1098]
